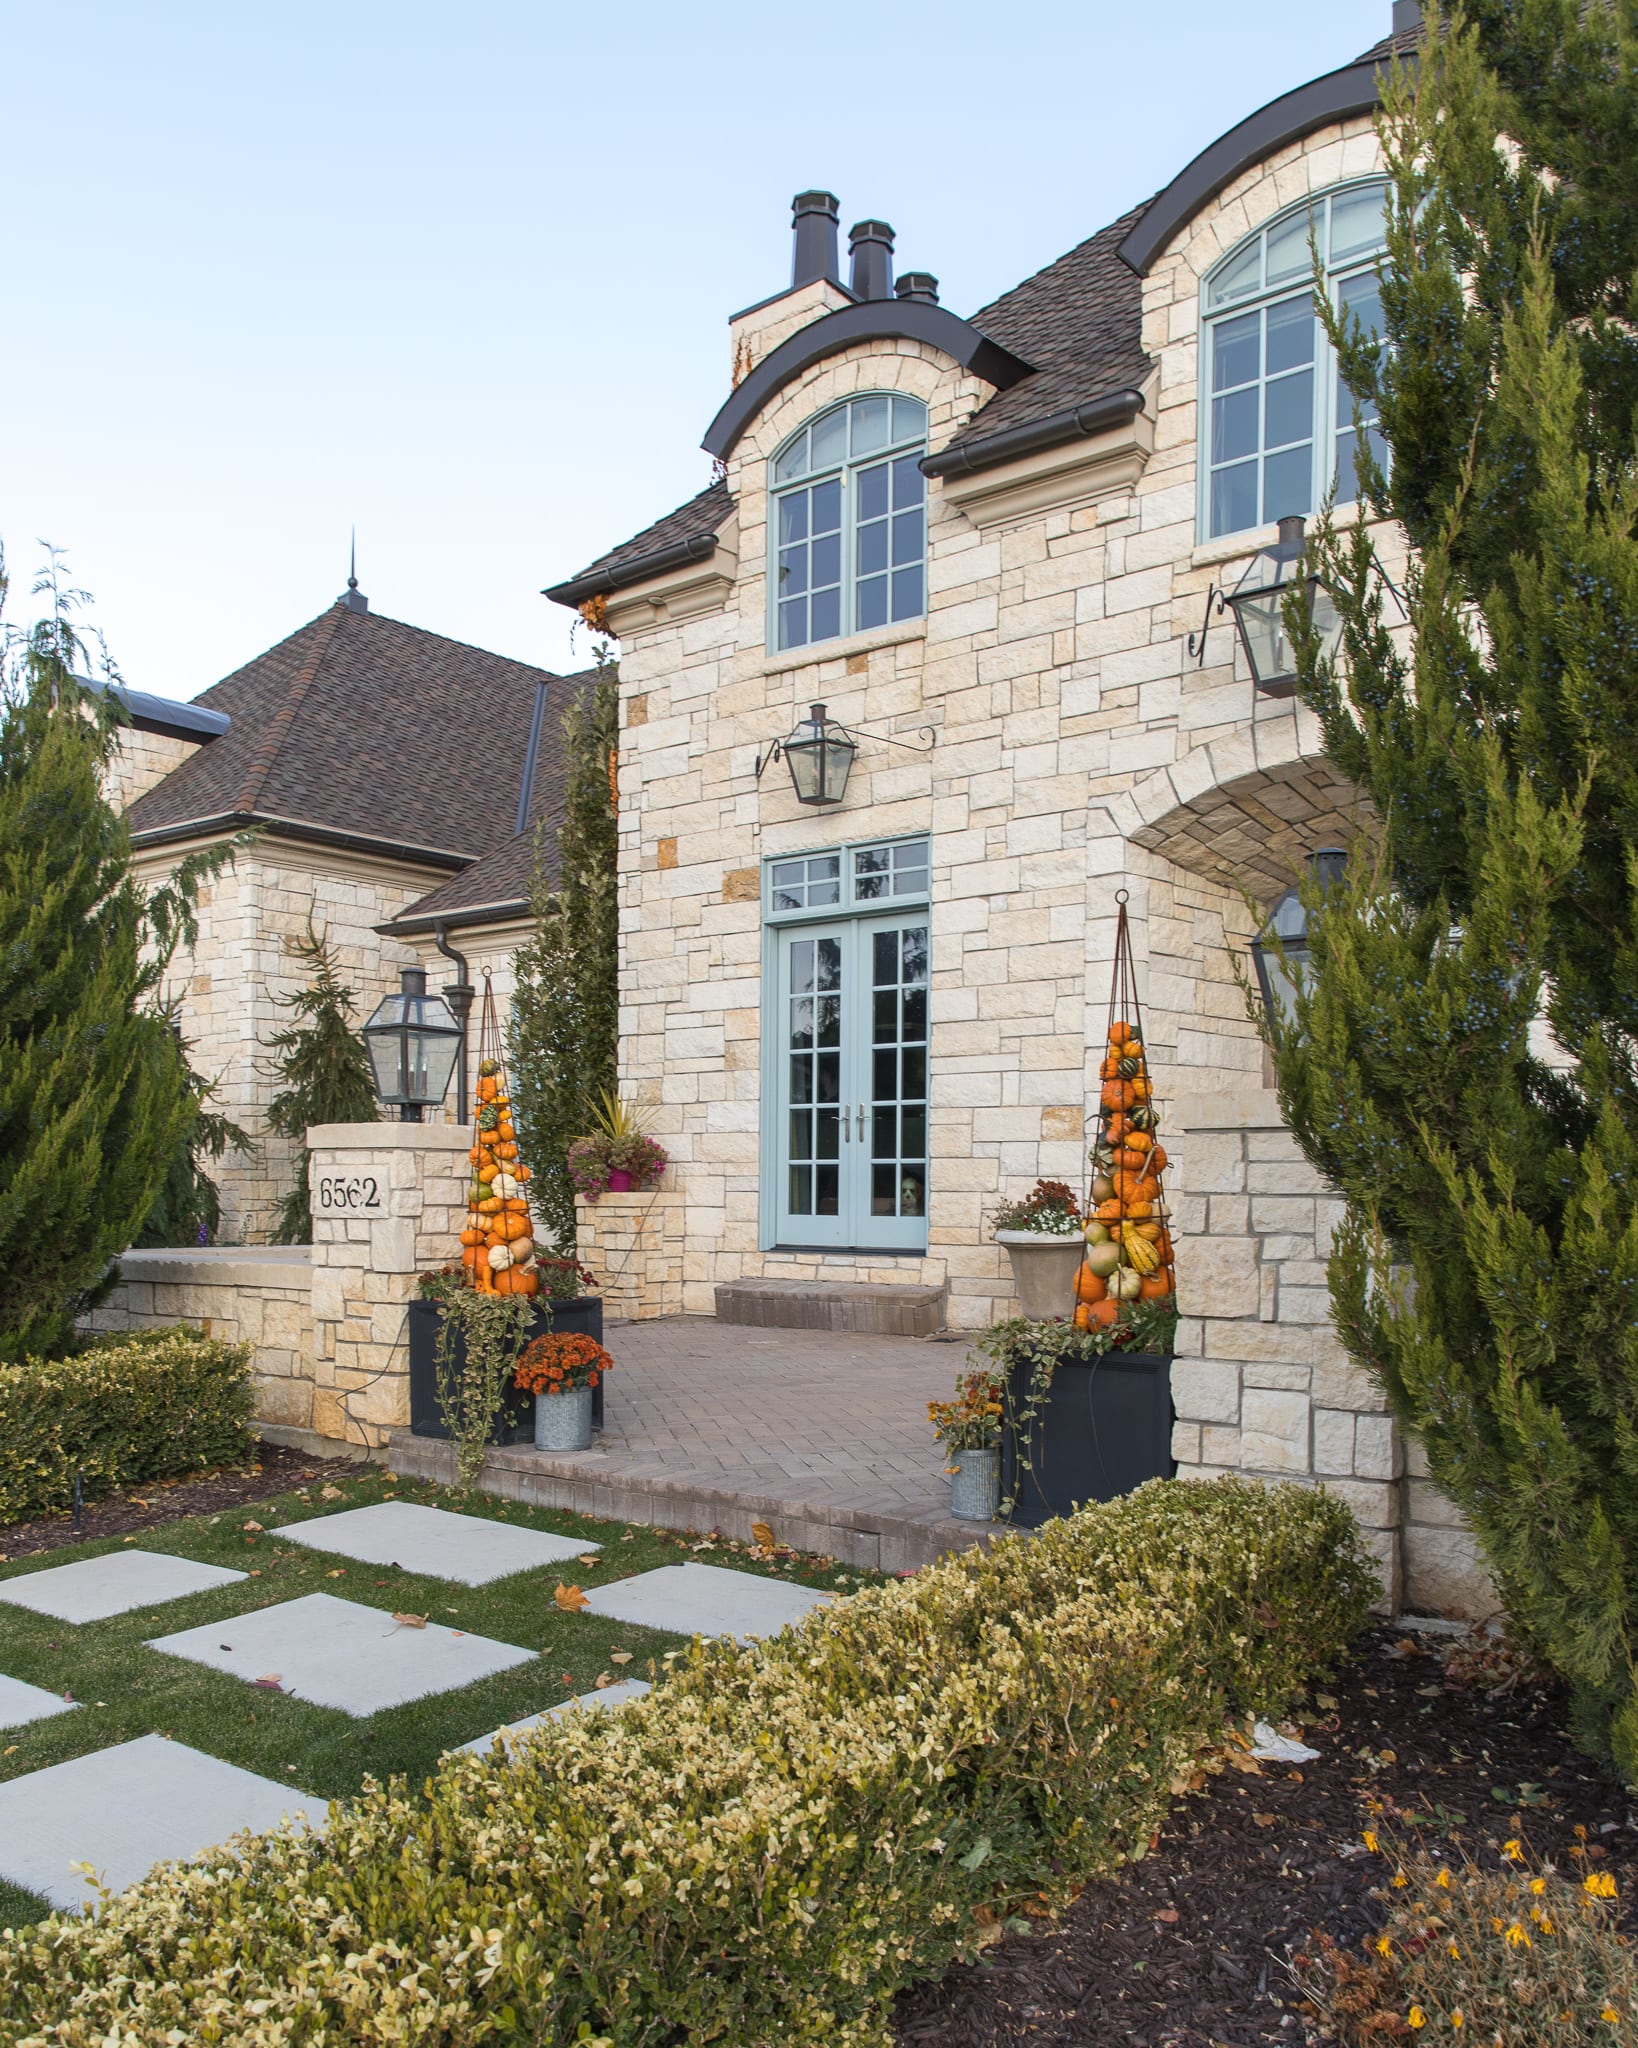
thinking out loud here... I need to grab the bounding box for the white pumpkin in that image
[492,1172,520,1199]
[487,1241,514,1271]
[510,1241,535,1269]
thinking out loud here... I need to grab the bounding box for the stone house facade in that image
[527,2,1479,1610]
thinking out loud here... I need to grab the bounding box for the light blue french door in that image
[772,913,929,1250]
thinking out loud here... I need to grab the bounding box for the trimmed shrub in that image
[0,1327,255,1524]
[0,1477,1374,2046]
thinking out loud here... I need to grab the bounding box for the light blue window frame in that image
[768,395,929,652]
[1199,180,1390,542]
[758,835,931,1251]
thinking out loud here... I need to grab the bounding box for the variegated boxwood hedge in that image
[0,1477,1375,2047]
[0,1327,255,1524]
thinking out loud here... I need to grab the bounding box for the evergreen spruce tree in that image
[509,646,619,1250]
[1266,3,1638,1776]
[0,546,226,1359]
[134,1015,251,1248]
[262,926,378,1244]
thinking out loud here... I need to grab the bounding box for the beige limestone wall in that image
[1170,1089,1495,1617]
[306,1120,473,1448]
[132,840,450,1244]
[81,1247,316,1434]
[106,726,200,812]
[575,1186,685,1322]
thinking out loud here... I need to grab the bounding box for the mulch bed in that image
[895,1621,1638,2046]
[0,1442,359,1562]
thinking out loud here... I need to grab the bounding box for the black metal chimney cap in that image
[791,190,841,289]
[848,219,895,301]
[895,271,939,306]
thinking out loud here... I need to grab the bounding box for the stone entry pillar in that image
[305,1121,472,1447]
[574,1186,686,1321]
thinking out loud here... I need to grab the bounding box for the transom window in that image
[1202,181,1389,541]
[770,394,928,651]
[766,836,930,919]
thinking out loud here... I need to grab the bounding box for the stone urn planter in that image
[948,1446,1000,1522]
[995,1231,1085,1320]
[534,1384,595,1452]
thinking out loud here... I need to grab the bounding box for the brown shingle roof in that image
[387,666,601,929]
[129,604,568,866]
[547,482,733,610]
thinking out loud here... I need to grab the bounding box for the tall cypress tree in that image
[262,925,379,1244]
[509,646,619,1251]
[0,547,225,1359]
[1266,4,1638,1776]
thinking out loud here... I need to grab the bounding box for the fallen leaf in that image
[242,1521,263,1533]
[610,1651,633,1666]
[327,1570,346,1578]
[129,1498,151,1508]
[554,1583,590,1612]
[593,1671,614,1688]
[578,1555,600,1567]
[122,1534,136,1543]
[253,1675,283,1690]
[1253,1812,1277,1828]
[1156,1907,1180,1924]
[751,1521,776,1549]
[392,1612,428,1630]
[320,1485,344,1501]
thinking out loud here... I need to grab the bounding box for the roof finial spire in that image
[341,529,368,613]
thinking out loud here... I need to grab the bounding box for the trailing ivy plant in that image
[509,644,619,1251]
[976,1304,1179,1519]
[433,1286,534,1487]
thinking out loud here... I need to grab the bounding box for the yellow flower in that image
[1376,1934,1393,1957]
[1451,2012,1464,2030]
[1435,1867,1452,1888]
[1603,2009,1621,2025]
[1504,1922,1531,1949]
[1448,1941,1461,1958]
[1407,2007,1426,2030]
[1585,1871,1619,1899]
[1363,1830,1380,1853]
[1504,1839,1525,1863]
[1393,1870,1410,1887]
[1529,1876,1547,1894]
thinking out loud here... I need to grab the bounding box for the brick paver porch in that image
[388,1317,1006,1573]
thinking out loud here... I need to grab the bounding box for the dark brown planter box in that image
[407,1295,605,1443]
[1001,1348,1174,1529]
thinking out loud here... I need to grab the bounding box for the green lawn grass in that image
[0,1463,878,1929]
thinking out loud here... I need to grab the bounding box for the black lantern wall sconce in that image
[1189,515,1347,699]
[1249,846,1348,1034]
[755,702,935,808]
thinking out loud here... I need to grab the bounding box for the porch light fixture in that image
[1189,514,1345,698]
[755,701,934,809]
[1250,847,1348,1034]
[362,967,463,1123]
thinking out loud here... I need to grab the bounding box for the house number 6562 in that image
[316,1176,381,1212]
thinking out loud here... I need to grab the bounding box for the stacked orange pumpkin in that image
[458,1059,540,1297]
[1073,1018,1176,1331]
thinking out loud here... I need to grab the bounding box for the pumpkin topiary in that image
[459,981,544,1296]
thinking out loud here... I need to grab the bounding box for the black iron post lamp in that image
[1249,847,1348,1033]
[755,701,934,808]
[1189,515,1345,699]
[362,967,463,1122]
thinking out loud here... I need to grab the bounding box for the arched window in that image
[769,393,928,651]
[1201,181,1389,541]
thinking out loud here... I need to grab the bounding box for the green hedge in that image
[0,1478,1373,2046]
[0,1328,255,1525]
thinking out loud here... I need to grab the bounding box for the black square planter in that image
[407,1295,606,1443]
[1001,1348,1175,1528]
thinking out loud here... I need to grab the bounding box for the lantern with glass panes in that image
[362,967,463,1122]
[1188,515,1345,699]
[754,701,934,808]
[1249,848,1348,1035]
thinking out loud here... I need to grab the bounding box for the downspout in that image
[432,921,474,1126]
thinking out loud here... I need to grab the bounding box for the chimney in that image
[848,220,895,301]
[791,191,840,289]
[895,272,939,307]
[1392,0,1422,30]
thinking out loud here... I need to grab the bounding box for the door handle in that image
[842,1105,851,1143]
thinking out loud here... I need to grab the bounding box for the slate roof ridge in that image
[232,601,348,816]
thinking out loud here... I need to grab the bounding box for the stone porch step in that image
[713,1279,947,1339]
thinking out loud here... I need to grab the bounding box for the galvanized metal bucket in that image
[949,1445,1001,1522]
[534,1384,595,1452]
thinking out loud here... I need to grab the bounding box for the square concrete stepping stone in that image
[0,1734,326,1913]
[582,1563,832,1644]
[456,1678,651,1755]
[0,1550,246,1624]
[0,1672,77,1731]
[277,1500,599,1586]
[146,1592,535,1716]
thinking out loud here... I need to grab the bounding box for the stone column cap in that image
[306,1122,474,1151]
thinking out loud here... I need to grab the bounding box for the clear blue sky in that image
[1,0,1391,697]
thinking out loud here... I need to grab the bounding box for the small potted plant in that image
[568,1090,668,1202]
[408,1256,605,1441]
[929,1367,1006,1522]
[992,1178,1085,1319]
[515,1330,613,1452]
